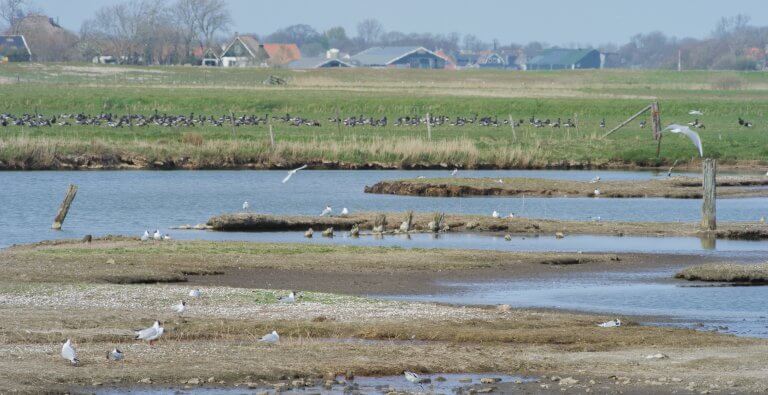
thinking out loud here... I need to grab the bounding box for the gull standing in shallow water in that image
[259,330,279,344]
[61,339,78,366]
[135,321,164,346]
[282,164,308,183]
[664,124,704,157]
[451,168,458,176]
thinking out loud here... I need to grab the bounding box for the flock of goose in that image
[1,110,754,131]
[61,287,290,366]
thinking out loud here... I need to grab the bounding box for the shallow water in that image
[2,169,768,248]
[87,372,531,394]
[390,267,768,338]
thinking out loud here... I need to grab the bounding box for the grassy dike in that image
[1,65,767,170]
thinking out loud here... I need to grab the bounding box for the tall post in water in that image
[52,184,78,230]
[701,158,717,230]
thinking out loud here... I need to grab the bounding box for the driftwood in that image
[52,184,78,230]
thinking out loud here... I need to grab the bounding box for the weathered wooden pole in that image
[52,184,78,230]
[651,101,663,157]
[426,112,432,140]
[230,111,236,137]
[508,114,517,141]
[701,158,717,230]
[268,124,275,148]
[602,103,653,138]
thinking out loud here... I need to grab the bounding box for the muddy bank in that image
[364,176,768,199]
[0,153,766,171]
[676,263,768,284]
[207,211,768,240]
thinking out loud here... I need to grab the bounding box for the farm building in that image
[526,48,601,70]
[220,35,269,67]
[262,43,301,66]
[201,47,221,66]
[0,35,31,62]
[476,51,506,69]
[351,46,445,69]
[288,57,352,69]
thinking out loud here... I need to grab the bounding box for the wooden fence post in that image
[52,184,78,230]
[509,114,517,141]
[426,112,432,140]
[701,158,716,230]
[269,124,275,148]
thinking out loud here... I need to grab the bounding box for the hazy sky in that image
[37,0,768,46]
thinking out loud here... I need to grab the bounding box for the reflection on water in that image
[1,170,767,248]
[390,269,768,338]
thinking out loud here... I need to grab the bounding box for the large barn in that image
[526,48,601,70]
[351,46,445,69]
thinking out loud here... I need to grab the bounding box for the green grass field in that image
[1,63,767,169]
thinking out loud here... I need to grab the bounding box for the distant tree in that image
[462,34,486,51]
[325,26,350,49]
[356,18,383,44]
[267,24,321,47]
[0,0,28,33]
[194,0,231,47]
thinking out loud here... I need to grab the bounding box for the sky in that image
[36,0,768,46]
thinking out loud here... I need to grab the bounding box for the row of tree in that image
[1,0,766,70]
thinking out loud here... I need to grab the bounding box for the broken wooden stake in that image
[701,158,717,231]
[269,124,275,148]
[52,184,78,230]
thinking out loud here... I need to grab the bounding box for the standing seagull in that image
[259,330,280,344]
[153,230,162,241]
[492,210,500,218]
[141,230,149,241]
[106,348,124,361]
[242,201,249,212]
[189,289,201,298]
[278,291,297,303]
[135,321,164,346]
[320,205,332,217]
[172,300,186,315]
[61,339,78,366]
[594,188,601,197]
[404,371,426,389]
[664,124,703,157]
[451,168,458,176]
[282,164,308,183]
[340,207,349,216]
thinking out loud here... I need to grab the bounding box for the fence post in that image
[701,158,716,230]
[509,114,516,141]
[426,112,432,140]
[52,184,78,230]
[269,124,275,148]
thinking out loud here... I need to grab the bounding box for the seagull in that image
[598,319,622,328]
[664,124,703,157]
[404,371,426,387]
[282,164,308,183]
[106,348,123,361]
[189,289,201,298]
[135,321,164,346]
[400,221,410,232]
[61,339,78,366]
[760,216,765,224]
[153,230,162,241]
[259,330,279,344]
[305,228,314,238]
[451,168,458,176]
[278,291,297,303]
[417,175,426,179]
[589,176,601,183]
[341,207,349,216]
[689,110,703,116]
[492,210,500,218]
[594,188,601,196]
[508,213,515,218]
[172,300,186,315]
[320,205,332,216]
[141,230,149,241]
[242,201,249,211]
[162,233,171,241]
[496,179,504,184]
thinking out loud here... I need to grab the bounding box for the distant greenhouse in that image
[527,48,601,70]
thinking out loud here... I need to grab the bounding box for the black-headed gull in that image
[61,339,78,365]
[141,230,149,241]
[589,176,600,183]
[320,205,332,217]
[135,321,164,346]
[259,330,279,344]
[282,164,308,183]
[189,289,201,298]
[153,230,162,241]
[304,228,314,238]
[106,348,123,361]
[598,319,621,328]
[404,371,426,385]
[278,291,297,303]
[451,168,458,176]
[594,188,601,196]
[242,201,249,211]
[492,210,499,218]
[341,207,349,216]
[172,301,186,314]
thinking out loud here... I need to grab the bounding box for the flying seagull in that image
[135,321,164,346]
[282,164,308,183]
[664,124,703,157]
[106,348,123,361]
[598,319,622,328]
[61,339,78,366]
[259,330,280,344]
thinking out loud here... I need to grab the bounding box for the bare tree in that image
[194,0,231,47]
[0,0,28,33]
[173,0,200,59]
[356,18,383,44]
